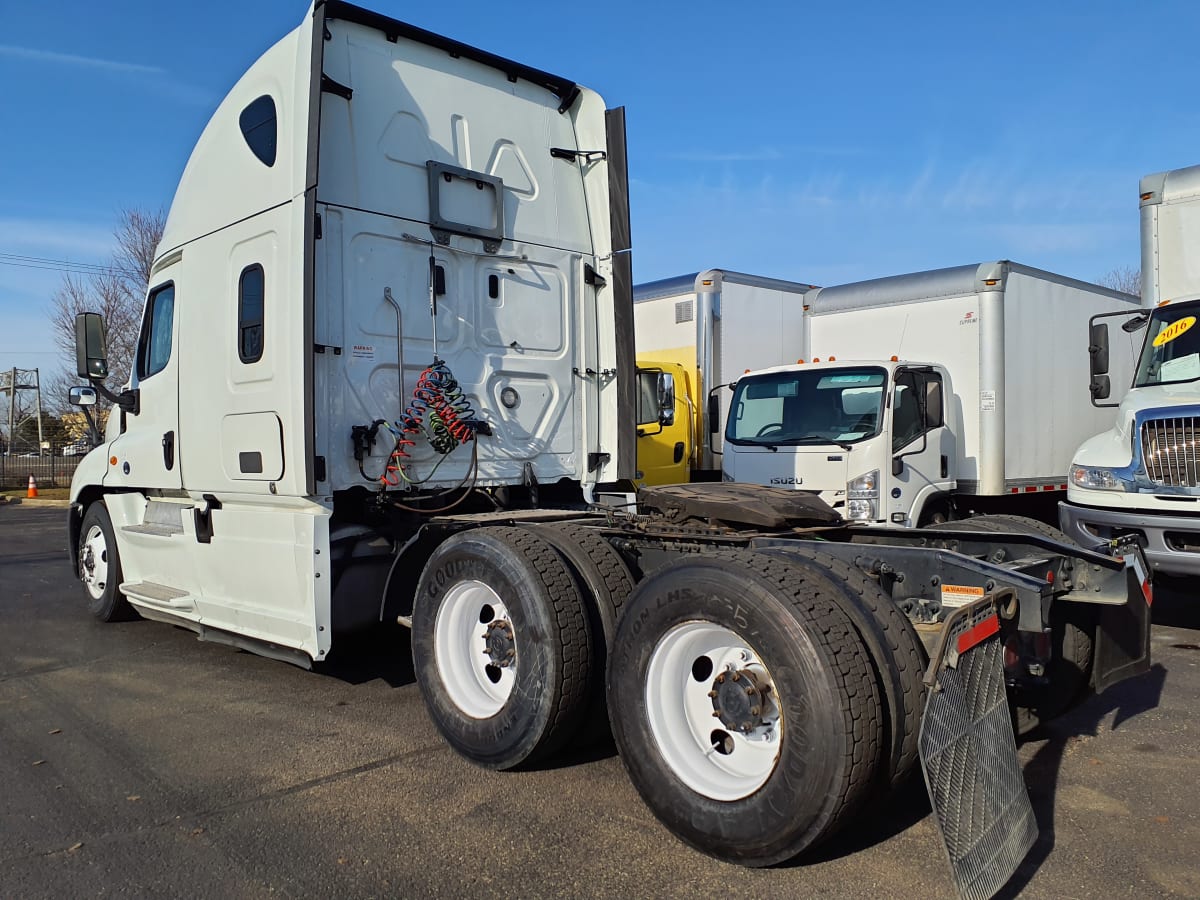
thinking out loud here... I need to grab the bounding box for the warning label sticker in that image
[351,344,375,361]
[941,584,985,608]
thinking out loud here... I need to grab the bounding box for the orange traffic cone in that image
[27,474,38,499]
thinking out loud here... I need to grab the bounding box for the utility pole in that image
[0,367,44,454]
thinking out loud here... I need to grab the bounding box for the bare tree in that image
[49,208,165,413]
[1098,266,1141,298]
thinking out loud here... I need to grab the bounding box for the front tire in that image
[412,527,592,770]
[608,551,882,866]
[78,502,135,622]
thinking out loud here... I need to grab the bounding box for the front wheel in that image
[78,502,135,622]
[608,551,882,866]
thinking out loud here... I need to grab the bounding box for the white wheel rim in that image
[645,621,783,801]
[80,524,109,600]
[433,580,516,718]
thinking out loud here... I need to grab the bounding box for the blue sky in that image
[2,0,1198,382]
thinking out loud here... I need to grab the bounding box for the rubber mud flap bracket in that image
[919,593,1037,900]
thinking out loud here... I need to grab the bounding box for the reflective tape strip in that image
[956,613,1000,656]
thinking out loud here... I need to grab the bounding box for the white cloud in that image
[0,44,163,75]
[0,44,215,106]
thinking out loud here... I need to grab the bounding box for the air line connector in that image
[351,420,386,461]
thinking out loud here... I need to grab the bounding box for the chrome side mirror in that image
[69,386,98,407]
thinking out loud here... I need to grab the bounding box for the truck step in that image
[122,523,184,537]
[121,581,194,610]
[122,499,190,536]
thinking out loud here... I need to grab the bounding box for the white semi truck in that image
[722,262,1141,526]
[1062,164,1200,574]
[66,5,1153,898]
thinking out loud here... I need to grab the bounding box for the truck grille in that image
[1141,417,1200,487]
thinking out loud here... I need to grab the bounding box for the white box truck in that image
[722,262,1141,526]
[633,270,816,485]
[1062,164,1200,574]
[64,6,1152,896]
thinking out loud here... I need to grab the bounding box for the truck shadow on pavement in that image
[996,662,1169,899]
[312,625,417,688]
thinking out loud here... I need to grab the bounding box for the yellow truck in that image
[633,270,817,486]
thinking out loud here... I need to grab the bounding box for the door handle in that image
[162,431,175,470]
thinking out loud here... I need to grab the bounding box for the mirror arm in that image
[90,378,139,415]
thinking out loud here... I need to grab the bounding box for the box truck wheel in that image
[78,502,136,622]
[412,526,592,770]
[607,552,882,866]
[521,523,637,744]
[756,547,927,790]
[924,514,1092,733]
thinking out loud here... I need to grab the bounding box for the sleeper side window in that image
[239,265,265,364]
[136,283,176,380]
[239,96,277,167]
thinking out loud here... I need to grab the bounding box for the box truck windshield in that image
[1133,300,1200,387]
[726,368,886,447]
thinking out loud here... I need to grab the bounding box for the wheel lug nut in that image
[707,690,717,698]
[750,707,760,716]
[711,711,721,718]
[731,671,740,681]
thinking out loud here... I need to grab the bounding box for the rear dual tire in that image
[412,527,593,770]
[607,552,884,866]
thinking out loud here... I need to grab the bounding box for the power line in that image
[0,251,141,279]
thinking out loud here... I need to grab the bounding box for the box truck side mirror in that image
[75,312,109,379]
[1088,322,1110,377]
[657,372,676,427]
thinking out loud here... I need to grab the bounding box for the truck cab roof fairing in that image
[320,2,581,113]
[156,16,312,260]
[156,2,584,263]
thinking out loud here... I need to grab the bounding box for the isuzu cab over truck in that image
[1062,163,1200,574]
[67,5,1153,898]
[722,262,1140,526]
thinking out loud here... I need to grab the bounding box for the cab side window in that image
[892,370,944,452]
[239,265,265,364]
[136,283,175,380]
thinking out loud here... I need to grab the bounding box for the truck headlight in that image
[846,470,878,521]
[1070,465,1121,491]
[847,498,876,520]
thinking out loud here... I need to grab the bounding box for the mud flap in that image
[1093,548,1153,694]
[919,595,1037,900]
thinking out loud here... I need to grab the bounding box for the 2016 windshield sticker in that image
[1153,316,1196,347]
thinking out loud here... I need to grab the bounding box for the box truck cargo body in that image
[1063,164,1200,573]
[723,262,1140,525]
[633,269,815,485]
[63,7,1153,893]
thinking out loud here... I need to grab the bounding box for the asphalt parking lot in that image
[2,504,1198,899]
